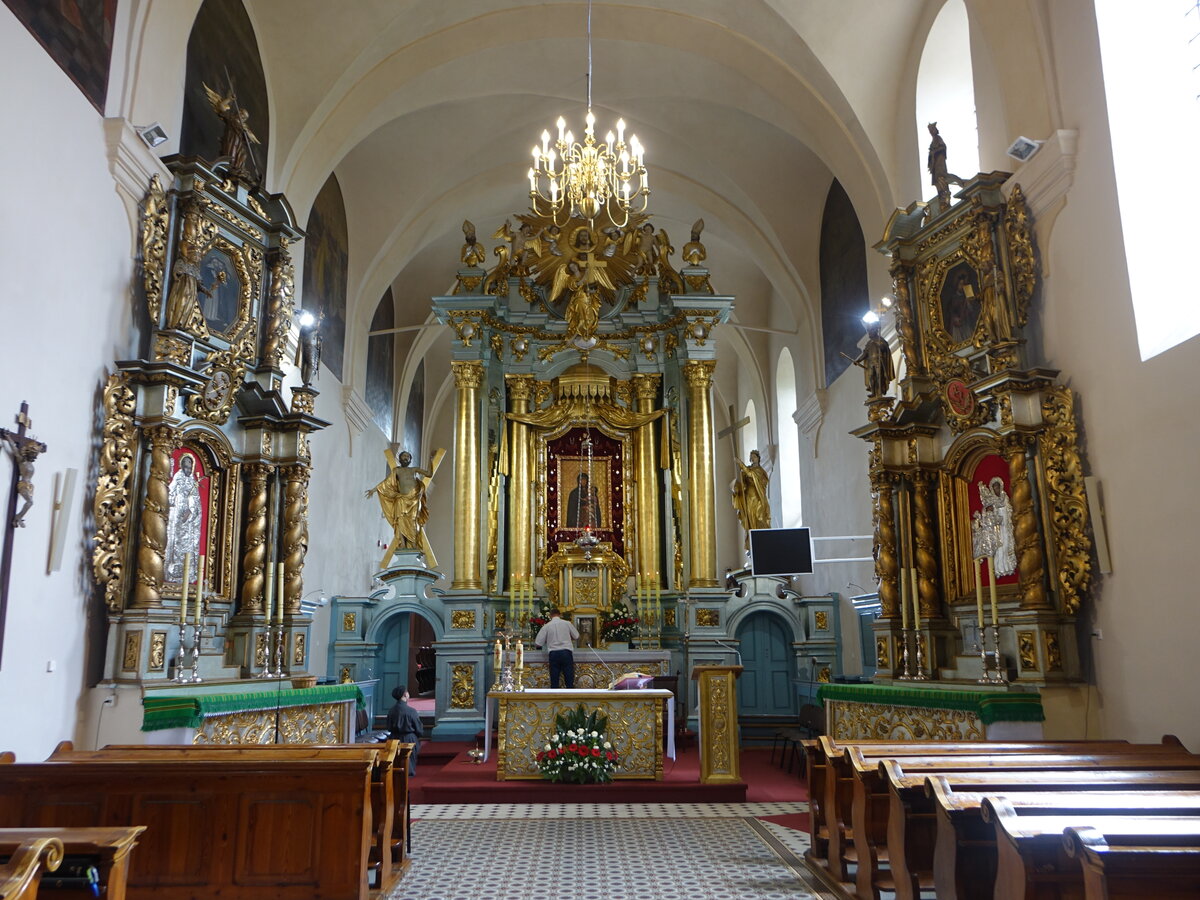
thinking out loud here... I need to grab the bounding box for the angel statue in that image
[461,220,487,267]
[203,82,260,184]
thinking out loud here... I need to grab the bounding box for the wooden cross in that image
[0,402,48,669]
[716,404,751,461]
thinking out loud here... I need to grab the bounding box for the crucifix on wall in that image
[0,402,48,669]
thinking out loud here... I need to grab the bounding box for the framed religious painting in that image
[574,615,597,649]
[545,426,626,556]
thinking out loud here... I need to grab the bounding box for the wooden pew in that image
[984,797,1200,900]
[1064,822,1200,900]
[880,750,1200,900]
[929,772,1200,900]
[0,757,375,900]
[0,827,144,900]
[0,835,61,900]
[56,741,412,893]
[857,744,1198,900]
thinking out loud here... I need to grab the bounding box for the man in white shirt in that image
[534,608,580,688]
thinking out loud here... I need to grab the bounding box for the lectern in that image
[690,664,743,784]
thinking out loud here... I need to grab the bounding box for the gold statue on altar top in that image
[367,447,446,569]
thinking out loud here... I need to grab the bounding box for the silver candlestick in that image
[256,621,276,678]
[187,623,204,683]
[983,624,1008,684]
[173,622,189,683]
[911,630,929,681]
[271,622,286,678]
[897,628,913,680]
[976,618,991,684]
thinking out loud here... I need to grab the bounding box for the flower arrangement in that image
[601,600,639,643]
[529,602,553,641]
[536,704,619,784]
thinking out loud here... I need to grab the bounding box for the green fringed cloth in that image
[142,684,365,732]
[817,682,1044,726]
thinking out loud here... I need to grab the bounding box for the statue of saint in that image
[853,318,896,397]
[164,204,214,336]
[367,451,433,553]
[164,454,202,582]
[1,430,46,528]
[565,472,602,529]
[927,122,964,210]
[976,476,1017,577]
[204,83,261,184]
[731,450,771,546]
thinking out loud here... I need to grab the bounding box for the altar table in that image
[486,689,674,780]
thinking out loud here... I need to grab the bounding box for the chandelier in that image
[528,0,649,227]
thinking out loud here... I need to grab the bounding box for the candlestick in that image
[911,566,921,631]
[974,557,984,643]
[988,556,999,626]
[900,567,909,630]
[264,564,274,623]
[276,562,285,623]
[180,553,191,625]
[195,555,206,622]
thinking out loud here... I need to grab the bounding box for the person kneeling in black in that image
[386,686,422,775]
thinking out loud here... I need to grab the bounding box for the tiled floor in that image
[391,802,832,900]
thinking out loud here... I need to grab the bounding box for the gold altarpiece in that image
[92,156,329,691]
[422,210,734,742]
[856,172,1095,688]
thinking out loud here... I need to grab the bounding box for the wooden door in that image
[734,611,796,716]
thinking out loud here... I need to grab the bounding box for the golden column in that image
[281,463,310,616]
[682,361,718,588]
[912,471,940,620]
[871,466,900,618]
[1005,435,1050,609]
[631,374,661,586]
[506,375,536,587]
[239,462,271,616]
[452,361,485,590]
[131,424,178,608]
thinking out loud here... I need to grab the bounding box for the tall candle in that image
[276,562,285,623]
[180,553,192,624]
[656,582,662,633]
[988,556,999,626]
[493,638,502,672]
[508,581,515,630]
[195,555,206,622]
[974,558,985,633]
[900,568,909,630]
[911,567,921,630]
[264,564,274,622]
[515,640,524,670]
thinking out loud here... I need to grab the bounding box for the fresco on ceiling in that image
[819,179,870,388]
[180,0,269,178]
[367,288,395,437]
[302,173,349,382]
[4,0,116,112]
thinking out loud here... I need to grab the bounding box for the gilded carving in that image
[280,464,310,616]
[817,666,831,683]
[206,201,263,241]
[261,241,295,370]
[1044,632,1063,671]
[164,197,218,337]
[873,477,900,617]
[664,607,676,627]
[93,373,138,612]
[342,612,356,632]
[451,610,476,629]
[814,610,828,631]
[195,703,344,745]
[827,699,986,742]
[290,387,316,415]
[131,424,178,608]
[239,463,270,615]
[1004,185,1037,327]
[451,663,475,709]
[121,630,142,671]
[141,174,170,319]
[451,360,485,390]
[707,676,731,774]
[876,637,890,669]
[1038,386,1091,614]
[1006,436,1049,609]
[293,633,305,666]
[149,631,167,670]
[890,260,921,376]
[254,632,268,668]
[695,608,720,627]
[152,333,191,366]
[1018,630,1038,670]
[495,610,507,630]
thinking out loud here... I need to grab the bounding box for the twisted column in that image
[452,361,484,589]
[1006,436,1049,609]
[632,374,662,589]
[890,260,922,376]
[683,361,718,588]
[281,463,310,616]
[131,425,178,608]
[912,471,940,619]
[506,375,535,587]
[872,472,900,618]
[240,462,272,616]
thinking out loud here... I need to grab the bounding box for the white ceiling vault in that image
[214,0,1036,413]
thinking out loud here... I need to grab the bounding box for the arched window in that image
[915,0,979,202]
[366,289,394,436]
[742,399,759,469]
[775,348,802,526]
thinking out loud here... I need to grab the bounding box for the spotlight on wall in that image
[135,122,169,149]
[298,310,316,328]
[1006,136,1042,162]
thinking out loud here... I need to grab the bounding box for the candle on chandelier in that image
[988,556,999,626]
[974,557,985,634]
[195,554,206,623]
[276,562,285,624]
[180,552,192,625]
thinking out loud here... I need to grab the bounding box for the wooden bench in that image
[874,747,1200,900]
[56,741,412,893]
[0,756,376,900]
[1064,822,1200,900]
[928,772,1200,900]
[984,797,1200,900]
[0,827,144,900]
[0,834,61,900]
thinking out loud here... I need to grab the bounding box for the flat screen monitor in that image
[749,527,814,577]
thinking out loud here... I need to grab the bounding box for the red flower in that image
[578,747,588,757]
[606,751,615,760]
[548,749,557,759]
[568,743,577,752]
[592,748,601,757]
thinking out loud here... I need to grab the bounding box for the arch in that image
[743,399,760,466]
[819,178,870,388]
[733,607,797,717]
[915,0,979,202]
[775,347,802,525]
[364,601,444,646]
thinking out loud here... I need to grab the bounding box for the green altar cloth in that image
[817,683,1043,726]
[142,684,365,732]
